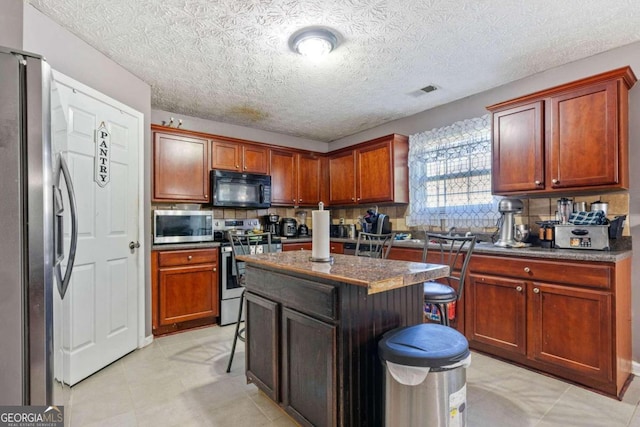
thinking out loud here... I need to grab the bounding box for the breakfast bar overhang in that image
[236,250,449,427]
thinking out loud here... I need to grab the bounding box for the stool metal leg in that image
[441,303,450,327]
[226,290,245,373]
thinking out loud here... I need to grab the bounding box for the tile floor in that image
[69,325,640,426]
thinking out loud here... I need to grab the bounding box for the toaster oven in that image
[554,225,609,250]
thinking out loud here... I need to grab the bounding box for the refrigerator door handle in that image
[54,156,78,299]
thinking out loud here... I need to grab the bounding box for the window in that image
[407,114,500,228]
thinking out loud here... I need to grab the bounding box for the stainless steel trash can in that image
[378,323,470,427]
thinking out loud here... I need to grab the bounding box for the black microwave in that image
[210,169,271,208]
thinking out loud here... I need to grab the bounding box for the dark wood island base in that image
[238,251,449,427]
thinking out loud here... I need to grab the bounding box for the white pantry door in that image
[52,73,142,385]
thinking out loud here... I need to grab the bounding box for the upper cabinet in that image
[270,149,322,207]
[488,67,636,196]
[211,138,268,174]
[152,126,210,203]
[328,134,409,205]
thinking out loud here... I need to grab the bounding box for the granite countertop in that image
[236,250,450,295]
[152,236,631,263]
[391,239,632,262]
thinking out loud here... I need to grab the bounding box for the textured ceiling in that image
[28,0,640,142]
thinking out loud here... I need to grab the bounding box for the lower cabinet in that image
[282,241,344,254]
[151,248,219,335]
[282,242,312,251]
[281,307,337,427]
[244,266,423,426]
[466,254,629,397]
[245,287,337,427]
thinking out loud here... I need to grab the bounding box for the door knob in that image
[129,241,140,250]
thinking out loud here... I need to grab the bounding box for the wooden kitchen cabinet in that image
[270,149,322,206]
[281,307,337,427]
[282,242,312,251]
[466,253,630,397]
[489,67,636,196]
[245,271,339,426]
[245,292,279,401]
[329,242,344,254]
[151,248,219,335]
[328,134,408,205]
[211,138,268,174]
[152,127,210,202]
[328,150,356,205]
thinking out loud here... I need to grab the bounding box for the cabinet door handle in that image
[244,166,247,170]
[204,194,208,199]
[351,197,355,201]
[300,248,304,251]
[534,180,541,185]
[533,287,540,294]
[524,267,530,273]
[516,286,523,292]
[552,179,559,184]
[236,164,239,169]
[299,199,302,202]
[213,267,217,272]
[187,255,193,261]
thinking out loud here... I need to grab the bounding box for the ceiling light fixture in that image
[290,28,338,58]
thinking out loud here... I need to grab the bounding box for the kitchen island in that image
[236,250,449,427]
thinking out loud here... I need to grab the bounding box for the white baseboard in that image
[141,334,154,348]
[632,361,640,377]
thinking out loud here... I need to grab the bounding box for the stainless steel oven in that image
[216,218,281,325]
[153,210,214,244]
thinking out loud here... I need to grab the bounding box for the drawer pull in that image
[533,287,540,294]
[516,286,523,292]
[524,267,530,273]
[187,255,193,261]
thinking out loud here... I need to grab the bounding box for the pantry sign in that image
[94,122,110,187]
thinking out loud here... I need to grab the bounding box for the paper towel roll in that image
[312,210,330,261]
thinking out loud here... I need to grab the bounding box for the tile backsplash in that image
[152,191,630,237]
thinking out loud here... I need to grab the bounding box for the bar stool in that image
[226,232,272,373]
[355,232,396,259]
[422,233,476,326]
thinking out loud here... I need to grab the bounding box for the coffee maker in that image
[494,198,525,247]
[264,213,280,236]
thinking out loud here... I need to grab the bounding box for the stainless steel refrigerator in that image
[0,46,77,406]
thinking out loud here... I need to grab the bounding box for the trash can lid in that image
[378,323,469,367]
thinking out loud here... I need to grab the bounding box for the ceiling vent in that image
[420,85,438,93]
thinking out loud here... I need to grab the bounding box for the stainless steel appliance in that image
[554,225,610,250]
[280,217,298,237]
[210,169,271,208]
[494,198,525,247]
[153,209,214,244]
[0,47,77,406]
[217,218,281,325]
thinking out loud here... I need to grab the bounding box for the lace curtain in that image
[407,114,500,228]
